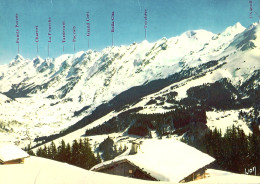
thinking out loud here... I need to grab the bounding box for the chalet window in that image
[129,169,133,174]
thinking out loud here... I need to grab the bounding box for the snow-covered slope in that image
[0,156,172,184]
[0,21,259,146]
[188,169,260,184]
[1,156,259,184]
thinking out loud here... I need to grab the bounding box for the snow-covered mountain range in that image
[0,21,259,147]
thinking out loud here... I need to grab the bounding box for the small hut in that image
[0,143,29,164]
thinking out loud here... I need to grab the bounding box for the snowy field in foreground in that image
[188,169,260,184]
[0,156,260,184]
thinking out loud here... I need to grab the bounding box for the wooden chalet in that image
[92,159,157,181]
[0,143,29,165]
[91,139,215,183]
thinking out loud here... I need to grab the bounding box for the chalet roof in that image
[0,143,29,163]
[91,138,215,183]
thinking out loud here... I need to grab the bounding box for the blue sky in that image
[0,0,259,64]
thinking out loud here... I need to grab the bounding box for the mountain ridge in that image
[0,21,259,147]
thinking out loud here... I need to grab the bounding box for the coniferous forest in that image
[26,138,101,170]
[182,123,260,175]
[98,136,127,161]
[85,106,207,138]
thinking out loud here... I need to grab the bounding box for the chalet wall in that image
[94,160,210,183]
[96,161,157,181]
[0,158,24,165]
[180,167,206,183]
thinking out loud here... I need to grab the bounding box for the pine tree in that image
[26,144,35,156]
[36,147,43,157]
[50,141,57,160]
[103,149,112,161]
[84,138,97,169]
[96,152,102,164]
[65,143,72,164]
[57,140,67,162]
[71,140,80,166]
[237,128,249,172]
[78,139,86,168]
[42,145,48,158]
[248,131,260,170]
[47,147,51,159]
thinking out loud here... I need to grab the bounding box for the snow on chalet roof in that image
[91,138,215,183]
[0,156,172,184]
[0,143,29,163]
